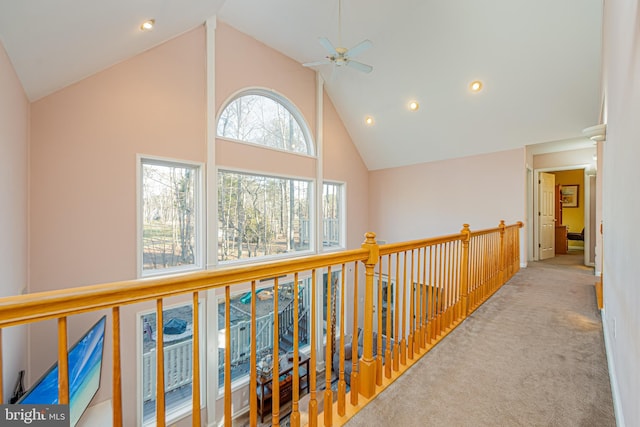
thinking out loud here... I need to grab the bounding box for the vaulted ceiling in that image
[0,0,602,170]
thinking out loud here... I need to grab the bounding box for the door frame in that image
[533,165,592,261]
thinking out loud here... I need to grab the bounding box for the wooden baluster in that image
[338,266,346,416]
[250,281,258,426]
[384,255,392,379]
[58,317,69,407]
[447,242,456,329]
[309,269,318,426]
[359,232,379,398]
[481,235,486,304]
[273,278,281,426]
[376,263,383,385]
[475,237,480,306]
[499,220,506,286]
[481,235,486,305]
[485,235,491,299]
[408,249,415,360]
[419,247,426,350]
[112,308,123,427]
[427,246,434,345]
[324,267,333,426]
[460,225,471,318]
[444,242,451,329]
[291,274,301,426]
[192,292,201,427]
[0,329,4,404]
[393,253,400,372]
[351,263,360,405]
[456,240,461,316]
[411,248,421,354]
[452,242,458,321]
[438,243,444,336]
[400,251,407,366]
[224,287,231,426]
[155,300,165,427]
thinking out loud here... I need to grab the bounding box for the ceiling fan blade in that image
[303,59,331,67]
[346,39,372,59]
[318,37,338,56]
[346,60,373,74]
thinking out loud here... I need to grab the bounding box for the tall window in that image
[139,302,205,425]
[217,278,312,387]
[322,182,344,249]
[140,158,202,276]
[218,170,312,262]
[217,91,313,156]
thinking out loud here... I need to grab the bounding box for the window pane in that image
[218,278,311,386]
[218,171,311,262]
[142,161,198,273]
[141,304,194,424]
[322,183,343,248]
[217,94,311,155]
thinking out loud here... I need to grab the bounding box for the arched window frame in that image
[216,88,316,157]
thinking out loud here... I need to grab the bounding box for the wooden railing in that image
[0,221,522,426]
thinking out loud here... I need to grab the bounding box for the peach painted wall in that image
[369,148,526,243]
[29,27,206,424]
[322,92,370,248]
[215,22,316,136]
[215,21,369,250]
[212,21,369,423]
[0,40,29,401]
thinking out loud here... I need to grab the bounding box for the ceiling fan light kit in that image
[302,0,373,74]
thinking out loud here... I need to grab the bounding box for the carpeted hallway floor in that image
[346,251,616,427]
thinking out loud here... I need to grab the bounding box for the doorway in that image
[534,166,594,266]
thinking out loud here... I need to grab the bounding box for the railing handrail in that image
[378,232,465,255]
[469,221,524,238]
[0,247,369,328]
[0,221,524,427]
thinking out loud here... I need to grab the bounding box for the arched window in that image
[216,90,314,155]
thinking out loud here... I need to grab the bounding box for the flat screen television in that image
[18,315,107,427]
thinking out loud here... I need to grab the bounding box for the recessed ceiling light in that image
[408,101,420,111]
[470,80,483,92]
[141,19,155,31]
[365,116,374,125]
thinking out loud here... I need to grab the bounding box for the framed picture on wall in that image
[560,184,579,208]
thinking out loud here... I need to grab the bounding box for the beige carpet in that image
[346,253,615,427]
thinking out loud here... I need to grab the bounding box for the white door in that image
[539,172,556,260]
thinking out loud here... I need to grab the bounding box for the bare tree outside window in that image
[217,93,311,155]
[322,182,343,248]
[218,171,311,262]
[142,160,199,273]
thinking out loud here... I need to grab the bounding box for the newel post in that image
[460,224,471,317]
[499,220,506,285]
[359,232,379,398]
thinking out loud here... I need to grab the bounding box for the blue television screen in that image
[19,315,106,426]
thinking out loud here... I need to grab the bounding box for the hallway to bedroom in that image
[346,251,614,427]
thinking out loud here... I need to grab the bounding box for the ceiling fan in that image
[303,0,373,74]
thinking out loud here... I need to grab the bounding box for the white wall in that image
[0,40,29,400]
[601,1,640,426]
[369,148,526,246]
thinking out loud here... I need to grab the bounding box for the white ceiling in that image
[0,0,602,170]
